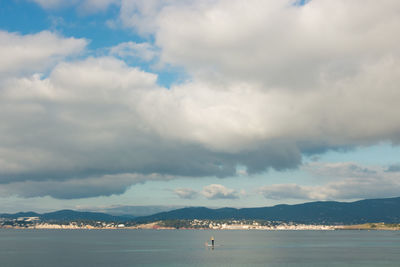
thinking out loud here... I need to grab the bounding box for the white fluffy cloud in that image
[0,31,86,76]
[118,0,400,84]
[117,0,189,34]
[201,184,239,199]
[134,59,400,153]
[0,55,159,183]
[111,0,400,152]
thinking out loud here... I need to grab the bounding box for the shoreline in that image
[2,219,399,231]
[2,224,399,231]
[2,227,399,231]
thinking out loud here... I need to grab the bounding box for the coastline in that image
[3,223,399,230]
[2,217,399,231]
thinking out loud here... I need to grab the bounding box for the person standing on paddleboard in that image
[211,236,215,247]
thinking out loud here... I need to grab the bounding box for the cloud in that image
[259,162,400,201]
[109,42,158,62]
[3,1,400,199]
[201,184,239,199]
[29,0,70,9]
[385,163,400,173]
[117,0,188,35]
[0,173,171,199]
[259,184,313,200]
[154,0,400,86]
[0,40,304,198]
[174,188,198,199]
[0,31,87,76]
[116,1,400,80]
[30,0,120,13]
[79,0,120,13]
[304,162,378,178]
[111,0,400,153]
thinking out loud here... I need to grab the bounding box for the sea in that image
[1,229,400,266]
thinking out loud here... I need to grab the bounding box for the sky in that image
[1,0,400,213]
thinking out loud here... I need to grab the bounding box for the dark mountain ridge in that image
[2,197,400,224]
[134,197,400,224]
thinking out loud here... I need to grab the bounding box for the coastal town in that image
[3,216,397,230]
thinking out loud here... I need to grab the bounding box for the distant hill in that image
[0,210,128,222]
[3,197,400,224]
[135,197,400,224]
[81,205,184,218]
[0,211,40,219]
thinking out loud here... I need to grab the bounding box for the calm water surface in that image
[1,229,400,266]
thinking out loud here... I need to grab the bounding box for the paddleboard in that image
[205,243,221,247]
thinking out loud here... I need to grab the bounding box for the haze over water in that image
[1,229,400,267]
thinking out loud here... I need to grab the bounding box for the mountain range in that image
[135,196,400,224]
[2,197,400,224]
[0,210,126,222]
[80,205,183,217]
